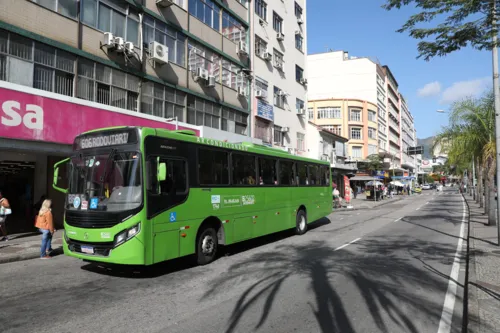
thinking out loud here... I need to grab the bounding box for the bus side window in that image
[232,153,256,185]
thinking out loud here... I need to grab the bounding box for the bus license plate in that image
[81,245,94,254]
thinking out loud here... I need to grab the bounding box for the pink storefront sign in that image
[0,87,199,145]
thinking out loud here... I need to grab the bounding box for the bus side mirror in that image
[53,158,70,194]
[158,162,167,182]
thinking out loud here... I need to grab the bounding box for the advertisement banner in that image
[256,99,274,122]
[344,175,351,203]
[0,86,199,145]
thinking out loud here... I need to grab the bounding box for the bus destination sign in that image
[75,129,138,150]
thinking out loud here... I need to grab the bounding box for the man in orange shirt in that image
[0,191,11,241]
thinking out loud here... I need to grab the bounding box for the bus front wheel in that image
[295,210,308,235]
[196,226,218,265]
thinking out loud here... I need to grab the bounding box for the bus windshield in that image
[66,151,142,212]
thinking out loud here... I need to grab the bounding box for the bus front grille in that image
[67,238,114,256]
[65,213,119,228]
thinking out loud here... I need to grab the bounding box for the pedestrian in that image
[34,199,55,259]
[352,184,358,199]
[0,191,11,241]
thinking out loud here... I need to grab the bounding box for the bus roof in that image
[80,126,329,165]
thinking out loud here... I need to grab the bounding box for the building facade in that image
[307,99,379,160]
[0,0,262,231]
[251,0,308,155]
[307,50,420,179]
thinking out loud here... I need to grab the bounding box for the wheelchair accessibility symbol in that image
[169,212,177,222]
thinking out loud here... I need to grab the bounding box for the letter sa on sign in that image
[1,100,44,130]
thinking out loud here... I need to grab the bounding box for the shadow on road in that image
[202,235,461,333]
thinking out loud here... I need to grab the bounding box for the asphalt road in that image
[0,187,466,333]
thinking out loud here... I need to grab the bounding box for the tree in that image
[382,0,497,61]
[362,154,384,174]
[433,91,496,224]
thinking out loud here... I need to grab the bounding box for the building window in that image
[222,59,246,90]
[297,133,305,151]
[222,12,247,45]
[273,86,284,108]
[255,118,272,144]
[378,123,386,134]
[296,98,305,113]
[255,36,267,58]
[379,139,387,151]
[188,41,221,81]
[144,16,186,67]
[221,107,248,135]
[294,2,303,19]
[351,146,362,158]
[273,125,283,145]
[350,127,362,140]
[377,91,385,102]
[255,0,267,21]
[317,107,341,119]
[81,0,140,44]
[273,49,284,69]
[188,0,221,31]
[186,95,221,129]
[32,0,78,18]
[141,81,185,121]
[295,65,304,82]
[295,34,303,52]
[77,58,139,111]
[322,125,342,136]
[350,108,361,122]
[368,127,377,139]
[378,107,386,119]
[273,12,283,33]
[308,107,314,120]
[368,110,376,122]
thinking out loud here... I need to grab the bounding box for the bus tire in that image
[295,209,308,235]
[196,226,218,265]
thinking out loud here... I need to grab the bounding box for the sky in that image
[306,0,493,139]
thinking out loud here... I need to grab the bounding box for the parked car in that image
[421,184,431,190]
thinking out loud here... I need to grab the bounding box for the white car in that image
[421,184,431,190]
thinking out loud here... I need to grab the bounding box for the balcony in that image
[389,135,400,146]
[389,118,399,131]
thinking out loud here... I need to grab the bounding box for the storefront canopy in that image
[350,176,378,181]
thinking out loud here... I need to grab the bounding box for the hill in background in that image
[417,136,434,159]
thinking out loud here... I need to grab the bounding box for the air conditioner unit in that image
[195,67,209,80]
[149,41,169,64]
[276,32,285,41]
[156,0,174,7]
[255,89,267,99]
[300,77,308,85]
[295,30,302,35]
[114,37,125,52]
[297,108,306,116]
[206,75,216,87]
[275,62,283,70]
[297,17,304,25]
[281,126,290,133]
[277,90,285,96]
[237,86,247,96]
[262,52,272,61]
[237,41,248,55]
[124,42,134,54]
[102,32,115,48]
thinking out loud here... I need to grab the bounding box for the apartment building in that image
[307,50,419,178]
[307,99,379,160]
[251,0,308,154]
[0,0,256,231]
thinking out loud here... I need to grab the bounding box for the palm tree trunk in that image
[488,178,497,225]
[485,170,489,215]
[478,165,484,207]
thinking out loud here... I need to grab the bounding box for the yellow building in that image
[308,99,379,160]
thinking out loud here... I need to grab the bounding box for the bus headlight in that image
[114,223,141,247]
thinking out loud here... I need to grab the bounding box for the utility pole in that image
[492,0,500,240]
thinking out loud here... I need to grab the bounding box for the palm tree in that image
[433,91,496,225]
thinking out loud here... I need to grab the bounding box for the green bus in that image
[53,126,333,266]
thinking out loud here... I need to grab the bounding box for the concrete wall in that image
[307,51,377,104]
[146,0,189,30]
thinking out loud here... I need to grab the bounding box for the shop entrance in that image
[0,160,36,233]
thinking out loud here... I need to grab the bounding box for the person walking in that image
[0,191,11,241]
[34,199,55,259]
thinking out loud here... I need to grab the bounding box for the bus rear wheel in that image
[295,209,308,235]
[196,226,218,265]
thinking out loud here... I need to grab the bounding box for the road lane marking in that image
[356,212,360,215]
[340,218,344,220]
[394,217,402,222]
[437,196,466,333]
[334,238,361,251]
[416,207,420,210]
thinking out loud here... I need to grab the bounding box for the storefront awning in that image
[350,176,379,181]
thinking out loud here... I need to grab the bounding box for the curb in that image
[0,245,63,265]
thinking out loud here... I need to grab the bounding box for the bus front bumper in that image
[63,236,145,265]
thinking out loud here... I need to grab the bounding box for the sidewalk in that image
[464,194,500,333]
[336,192,407,211]
[0,231,63,264]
